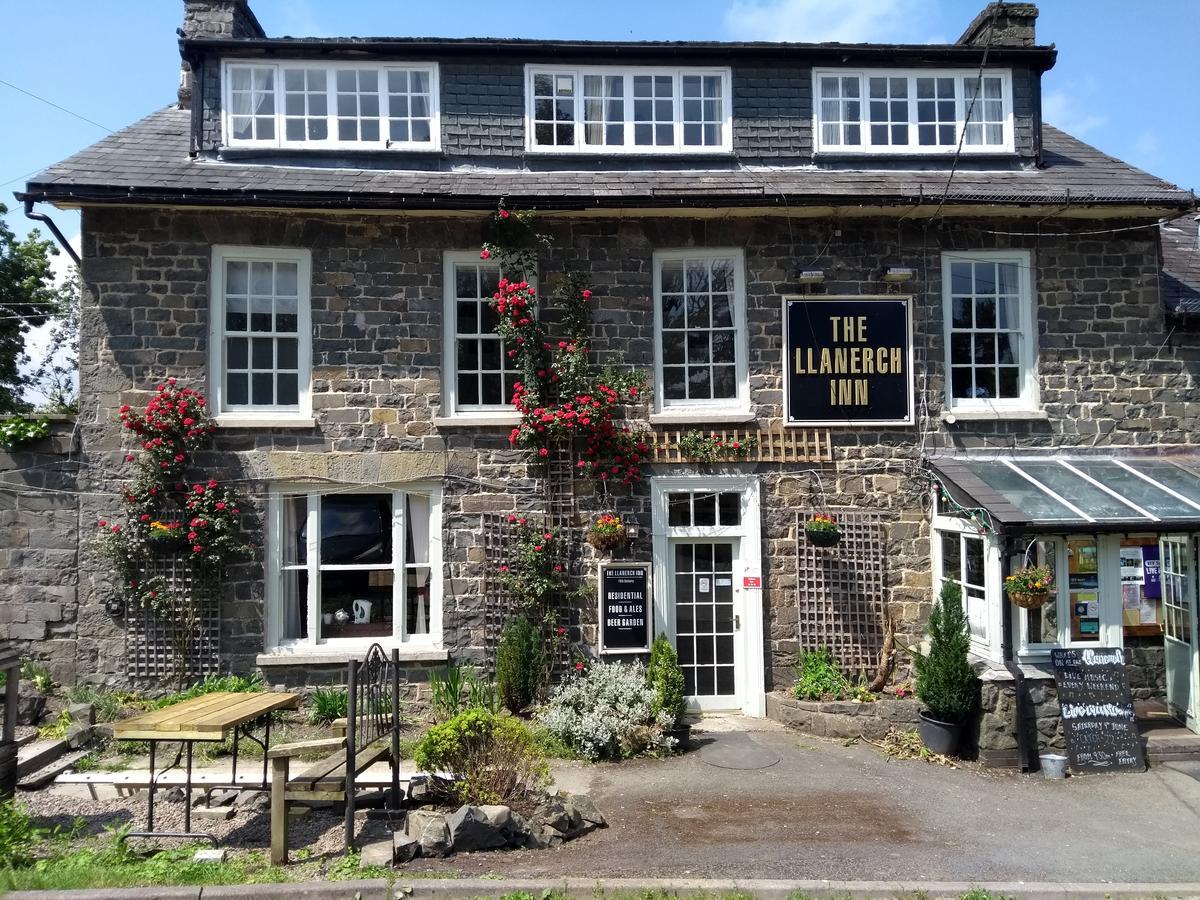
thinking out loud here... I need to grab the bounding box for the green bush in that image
[792,648,850,701]
[495,615,544,714]
[153,672,263,709]
[429,663,468,719]
[411,707,549,806]
[0,800,46,868]
[647,635,686,724]
[914,581,978,723]
[306,686,348,726]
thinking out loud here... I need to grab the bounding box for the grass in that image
[153,672,264,709]
[64,685,149,722]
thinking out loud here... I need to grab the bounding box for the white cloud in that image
[724,0,940,44]
[1041,88,1106,137]
[1133,131,1161,164]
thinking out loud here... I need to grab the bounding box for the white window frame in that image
[652,248,750,416]
[941,249,1039,414]
[524,65,733,154]
[931,513,1004,662]
[208,245,313,426]
[439,251,527,423]
[263,483,444,652]
[222,60,441,151]
[812,68,1014,155]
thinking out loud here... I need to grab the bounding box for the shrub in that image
[153,672,263,709]
[20,661,53,694]
[536,660,673,761]
[647,635,686,724]
[306,686,348,726]
[495,615,544,714]
[792,648,850,701]
[431,665,499,719]
[0,800,47,868]
[411,707,549,806]
[914,582,978,724]
[64,685,146,723]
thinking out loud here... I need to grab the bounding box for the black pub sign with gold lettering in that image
[784,296,914,426]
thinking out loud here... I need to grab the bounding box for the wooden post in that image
[270,755,289,865]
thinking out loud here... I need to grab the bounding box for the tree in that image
[22,269,79,412]
[0,204,66,413]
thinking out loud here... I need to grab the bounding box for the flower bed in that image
[766,691,920,740]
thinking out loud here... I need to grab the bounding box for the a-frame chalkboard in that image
[1050,647,1145,774]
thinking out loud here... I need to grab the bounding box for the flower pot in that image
[917,709,964,756]
[1008,590,1051,609]
[805,528,842,547]
[586,530,627,555]
[666,723,691,751]
[1039,752,1068,779]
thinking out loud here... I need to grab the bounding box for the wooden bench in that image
[268,644,401,864]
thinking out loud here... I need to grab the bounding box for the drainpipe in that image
[999,541,1037,772]
[22,199,80,266]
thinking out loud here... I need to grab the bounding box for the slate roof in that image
[17,106,1194,213]
[1161,215,1200,315]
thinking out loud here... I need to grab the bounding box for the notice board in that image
[783,296,914,426]
[599,564,651,654]
[1050,647,1145,774]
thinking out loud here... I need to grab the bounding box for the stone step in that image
[17,739,69,778]
[17,750,91,790]
[14,731,37,749]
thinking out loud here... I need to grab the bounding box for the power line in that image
[0,77,114,133]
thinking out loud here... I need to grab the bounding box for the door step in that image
[17,750,91,790]
[17,739,70,778]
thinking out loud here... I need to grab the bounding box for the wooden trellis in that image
[648,427,832,464]
[795,509,887,676]
[126,556,221,681]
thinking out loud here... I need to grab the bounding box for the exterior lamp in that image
[796,269,825,285]
[882,265,915,283]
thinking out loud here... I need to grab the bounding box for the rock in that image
[193,848,227,863]
[64,724,92,750]
[558,797,585,836]
[17,692,46,726]
[93,723,115,741]
[359,840,394,869]
[406,777,431,805]
[287,805,310,820]
[234,790,270,810]
[531,796,571,833]
[193,806,235,822]
[406,809,450,858]
[505,811,532,847]
[480,804,512,830]
[207,789,239,808]
[67,703,95,727]
[162,787,187,804]
[565,793,606,828]
[446,805,507,852]
[538,824,565,847]
[392,833,420,864]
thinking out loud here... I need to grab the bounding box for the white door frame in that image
[1161,533,1200,732]
[651,474,765,717]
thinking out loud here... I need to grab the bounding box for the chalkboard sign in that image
[1050,647,1145,774]
[783,296,914,426]
[599,564,651,654]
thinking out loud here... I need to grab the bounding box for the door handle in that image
[735,615,741,631]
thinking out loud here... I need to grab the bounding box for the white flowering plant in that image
[536,660,674,761]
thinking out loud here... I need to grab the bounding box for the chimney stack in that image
[957,2,1038,48]
[178,1,266,108]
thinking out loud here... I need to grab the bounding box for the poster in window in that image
[783,296,914,425]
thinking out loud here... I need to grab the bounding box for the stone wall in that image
[975,677,1064,767]
[0,419,80,685]
[68,207,1198,688]
[1125,638,1167,702]
[766,691,921,739]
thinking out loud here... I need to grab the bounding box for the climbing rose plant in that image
[482,203,648,487]
[94,380,253,614]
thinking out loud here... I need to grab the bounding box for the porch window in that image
[268,486,442,648]
[938,529,990,646]
[653,249,748,413]
[208,245,312,423]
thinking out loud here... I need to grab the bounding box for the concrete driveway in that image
[404,716,1200,882]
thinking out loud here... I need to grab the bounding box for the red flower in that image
[575,662,584,671]
[480,248,491,260]
[207,479,218,489]
[507,514,517,523]
[193,485,205,494]
[140,514,150,522]
[499,565,509,573]
[98,520,108,528]
[216,502,226,510]
[538,447,549,457]
[533,545,543,552]
[499,209,510,219]
[544,532,553,540]
[192,544,204,553]
[582,289,592,299]
[557,626,566,635]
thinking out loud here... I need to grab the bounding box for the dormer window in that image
[525,66,732,154]
[814,68,1012,154]
[222,60,440,150]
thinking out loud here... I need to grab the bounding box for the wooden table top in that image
[113,691,301,742]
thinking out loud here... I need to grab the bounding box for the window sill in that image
[218,145,443,158]
[214,415,316,429]
[256,645,449,667]
[523,148,735,159]
[433,413,520,428]
[941,408,1048,423]
[649,410,756,425]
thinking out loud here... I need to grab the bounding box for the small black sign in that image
[784,296,913,425]
[1050,647,1145,774]
[599,565,651,654]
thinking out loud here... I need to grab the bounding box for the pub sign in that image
[598,563,652,654]
[784,296,914,426]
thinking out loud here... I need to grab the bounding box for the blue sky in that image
[1,0,1196,246]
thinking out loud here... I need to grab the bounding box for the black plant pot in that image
[806,528,842,547]
[666,723,692,751]
[917,709,964,756]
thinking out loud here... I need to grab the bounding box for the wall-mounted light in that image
[796,269,825,285]
[882,265,915,283]
[625,523,640,540]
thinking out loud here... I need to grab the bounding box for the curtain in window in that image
[406,494,431,634]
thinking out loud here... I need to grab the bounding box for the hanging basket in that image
[586,529,627,555]
[805,527,842,547]
[1008,590,1051,610]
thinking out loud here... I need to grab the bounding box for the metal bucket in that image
[1039,752,1068,779]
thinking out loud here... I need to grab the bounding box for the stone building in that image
[13,0,1200,765]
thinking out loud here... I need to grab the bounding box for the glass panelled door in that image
[672,540,740,710]
[1161,535,1199,731]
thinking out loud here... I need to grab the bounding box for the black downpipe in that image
[22,199,79,266]
[1000,538,1037,772]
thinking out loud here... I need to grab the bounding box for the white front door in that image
[652,475,765,717]
[1161,534,1200,732]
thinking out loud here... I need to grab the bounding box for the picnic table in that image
[113,690,300,841]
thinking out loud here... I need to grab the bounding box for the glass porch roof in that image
[929,456,1200,530]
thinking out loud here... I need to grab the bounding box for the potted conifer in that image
[648,635,690,749]
[913,581,978,755]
